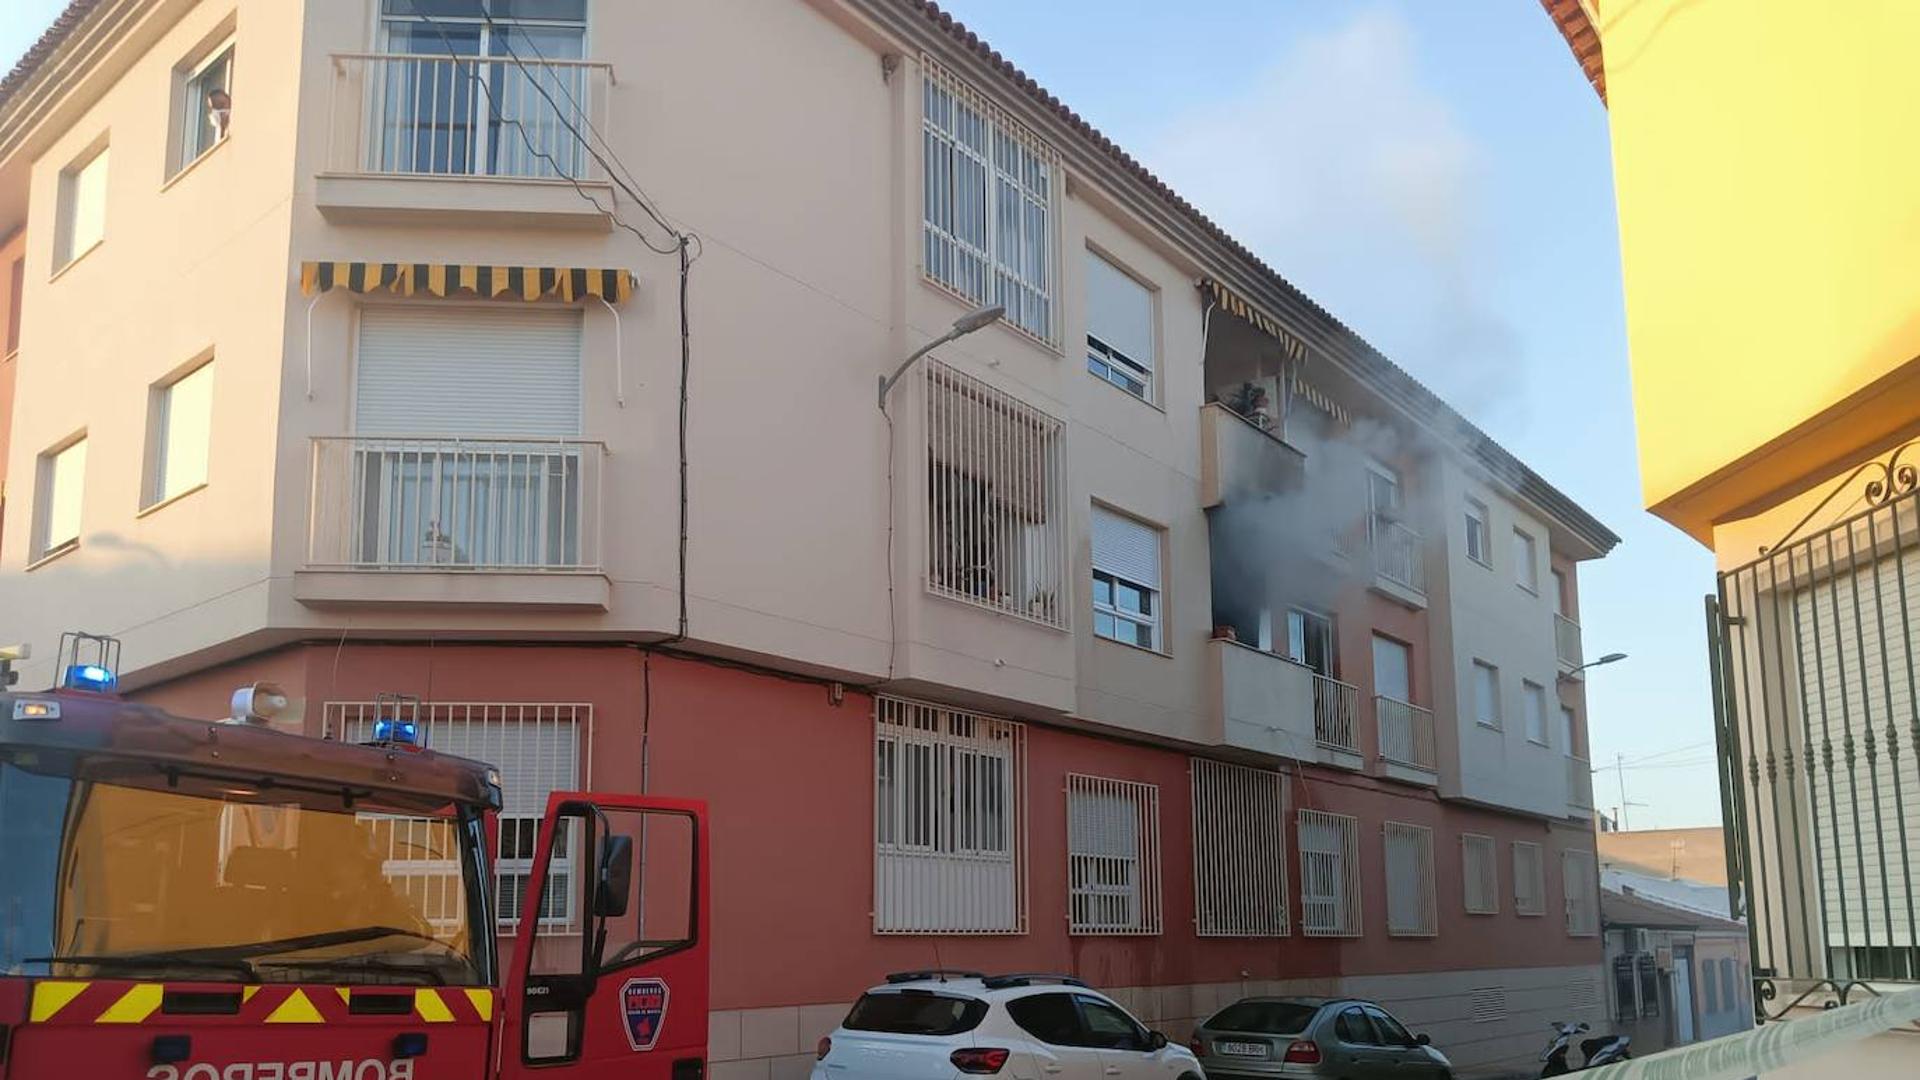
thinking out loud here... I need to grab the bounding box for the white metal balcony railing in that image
[1375,695,1437,772]
[1312,674,1360,755]
[307,437,605,572]
[327,53,612,180]
[1371,518,1426,594]
[1555,613,1584,671]
[1568,756,1594,810]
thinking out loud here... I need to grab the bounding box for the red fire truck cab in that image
[0,683,708,1080]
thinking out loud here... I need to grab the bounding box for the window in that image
[1513,528,1539,592]
[1559,706,1578,757]
[147,361,213,507]
[1077,995,1150,1050]
[1066,774,1162,935]
[1007,993,1083,1046]
[1637,955,1661,1017]
[1084,250,1153,400]
[845,992,988,1036]
[374,0,590,179]
[1383,822,1436,936]
[33,436,86,560]
[1564,849,1599,936]
[1334,1006,1378,1044]
[1287,608,1337,677]
[1612,955,1638,1022]
[1464,498,1490,566]
[926,360,1066,626]
[1191,758,1290,936]
[1462,833,1499,914]
[1472,660,1501,729]
[1514,841,1546,916]
[1524,681,1550,746]
[1552,567,1571,616]
[1091,507,1162,649]
[1298,809,1361,937]
[175,41,233,172]
[874,696,1026,934]
[922,59,1057,343]
[1364,1006,1414,1046]
[5,256,22,355]
[1702,955,1719,1014]
[55,144,108,269]
[328,701,583,933]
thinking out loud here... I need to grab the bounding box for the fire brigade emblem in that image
[621,977,671,1051]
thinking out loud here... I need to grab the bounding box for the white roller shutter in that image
[1091,506,1161,588]
[1085,252,1153,371]
[355,306,582,437]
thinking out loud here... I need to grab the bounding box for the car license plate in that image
[1217,1041,1267,1058]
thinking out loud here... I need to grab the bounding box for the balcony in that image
[1555,613,1584,674]
[1311,673,1363,769]
[318,53,616,229]
[1568,756,1594,814]
[1368,518,1427,608]
[1205,639,1317,761]
[1198,402,1307,508]
[1374,695,1438,786]
[296,436,609,610]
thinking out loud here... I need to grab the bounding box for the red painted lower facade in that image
[135,641,1601,1014]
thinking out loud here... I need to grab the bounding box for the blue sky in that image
[0,2,1725,826]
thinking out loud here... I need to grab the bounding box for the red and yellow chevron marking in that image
[28,981,493,1026]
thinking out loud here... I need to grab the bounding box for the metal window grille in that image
[1514,841,1547,916]
[1564,849,1599,936]
[1468,986,1508,1024]
[1375,695,1436,770]
[1066,774,1162,935]
[1636,954,1662,1017]
[1612,956,1639,1022]
[924,360,1067,626]
[1462,833,1499,914]
[921,57,1058,344]
[1191,758,1290,936]
[874,696,1028,934]
[1299,809,1362,937]
[330,701,583,934]
[350,813,467,933]
[1383,822,1437,937]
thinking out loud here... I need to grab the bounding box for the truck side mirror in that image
[595,834,632,918]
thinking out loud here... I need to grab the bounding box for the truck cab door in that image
[498,793,708,1080]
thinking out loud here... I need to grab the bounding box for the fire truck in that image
[0,635,708,1080]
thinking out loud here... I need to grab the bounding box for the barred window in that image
[1299,810,1362,937]
[1564,849,1600,936]
[1514,841,1546,916]
[330,701,583,934]
[1612,955,1639,1022]
[1383,822,1436,937]
[1066,774,1162,935]
[1637,954,1661,1017]
[925,360,1066,626]
[1462,833,1499,915]
[875,696,1028,934]
[922,58,1057,343]
[1191,758,1290,936]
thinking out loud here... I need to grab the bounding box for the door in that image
[499,792,709,1080]
[1372,634,1411,703]
[1326,1005,1397,1079]
[1076,993,1174,1078]
[1672,948,1697,1044]
[1005,992,1106,1080]
[1362,1005,1434,1078]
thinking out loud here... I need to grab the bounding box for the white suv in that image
[812,971,1206,1080]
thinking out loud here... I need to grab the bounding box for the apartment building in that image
[0,1,1618,1074]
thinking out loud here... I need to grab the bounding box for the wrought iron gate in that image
[1710,460,1920,1017]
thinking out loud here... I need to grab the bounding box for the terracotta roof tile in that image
[1540,0,1606,103]
[0,0,104,114]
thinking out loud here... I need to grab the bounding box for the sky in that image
[0,2,1726,826]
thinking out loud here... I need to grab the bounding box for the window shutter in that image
[1085,252,1153,370]
[1091,507,1160,589]
[355,306,582,437]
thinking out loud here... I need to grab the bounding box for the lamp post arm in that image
[878,328,959,410]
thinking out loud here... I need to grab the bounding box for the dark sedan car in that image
[1191,996,1452,1079]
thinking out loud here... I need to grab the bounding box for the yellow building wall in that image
[1598,0,1920,544]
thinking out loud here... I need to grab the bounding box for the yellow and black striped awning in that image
[299,261,634,304]
[1201,278,1307,363]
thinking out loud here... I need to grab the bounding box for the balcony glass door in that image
[375,0,588,179]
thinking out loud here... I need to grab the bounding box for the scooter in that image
[1539,1020,1631,1075]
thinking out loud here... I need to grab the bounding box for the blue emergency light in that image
[371,715,421,746]
[62,663,118,693]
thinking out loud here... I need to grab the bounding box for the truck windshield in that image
[0,759,487,986]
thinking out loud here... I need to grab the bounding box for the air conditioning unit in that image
[1628,928,1652,954]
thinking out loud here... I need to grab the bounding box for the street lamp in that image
[877,304,1005,410]
[1560,652,1627,681]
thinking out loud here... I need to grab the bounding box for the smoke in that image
[1148,7,1525,426]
